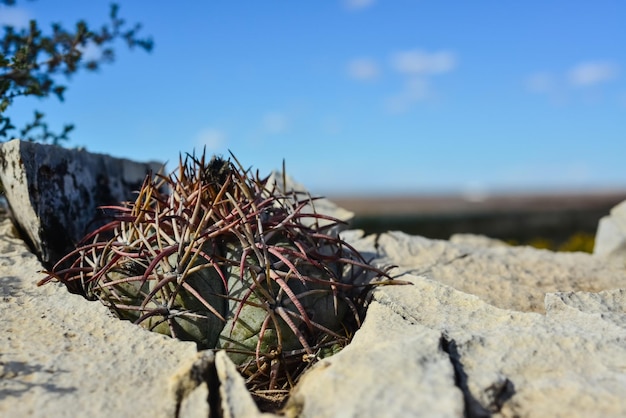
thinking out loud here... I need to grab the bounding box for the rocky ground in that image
[1,208,625,417]
[1,140,625,417]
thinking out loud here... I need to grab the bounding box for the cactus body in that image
[40,151,396,401]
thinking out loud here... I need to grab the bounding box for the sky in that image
[2,0,625,197]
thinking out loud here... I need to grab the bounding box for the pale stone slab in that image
[449,233,510,248]
[3,159,626,418]
[290,274,626,417]
[373,230,626,313]
[285,300,465,418]
[594,200,626,259]
[215,351,278,418]
[289,229,626,417]
[0,217,200,417]
[341,273,626,417]
[0,209,286,417]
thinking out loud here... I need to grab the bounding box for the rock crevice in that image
[439,335,492,418]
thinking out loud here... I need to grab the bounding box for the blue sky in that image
[2,0,625,196]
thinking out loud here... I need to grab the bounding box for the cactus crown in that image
[40,151,398,407]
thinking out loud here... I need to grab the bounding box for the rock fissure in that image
[483,377,515,413]
[439,335,491,418]
[172,351,222,418]
[373,290,421,325]
[417,252,473,277]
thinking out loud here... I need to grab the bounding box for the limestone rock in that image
[214,351,278,418]
[371,230,626,313]
[0,214,276,418]
[545,288,626,329]
[3,152,626,418]
[178,382,210,418]
[285,300,465,418]
[290,271,626,417]
[0,217,199,417]
[449,233,510,248]
[170,351,214,418]
[594,199,626,260]
[0,139,163,267]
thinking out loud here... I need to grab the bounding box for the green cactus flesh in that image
[39,151,395,398]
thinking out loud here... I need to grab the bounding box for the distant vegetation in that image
[510,232,595,253]
[351,215,598,253]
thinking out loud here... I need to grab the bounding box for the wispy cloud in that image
[0,6,32,28]
[526,61,620,104]
[262,112,289,134]
[346,58,379,81]
[384,49,456,112]
[385,77,431,113]
[391,50,457,75]
[567,61,618,87]
[195,128,227,151]
[343,0,375,11]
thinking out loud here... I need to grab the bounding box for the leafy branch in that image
[0,1,153,144]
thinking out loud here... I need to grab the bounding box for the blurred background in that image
[3,0,625,250]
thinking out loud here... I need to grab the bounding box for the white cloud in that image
[391,50,457,75]
[568,61,618,87]
[385,77,431,113]
[526,60,621,105]
[0,6,32,28]
[343,0,375,11]
[347,58,379,81]
[195,128,226,151]
[262,112,288,134]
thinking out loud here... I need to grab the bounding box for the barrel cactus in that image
[39,151,398,405]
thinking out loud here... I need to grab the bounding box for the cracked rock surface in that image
[286,230,626,417]
[0,214,269,418]
[0,216,199,417]
[2,200,626,416]
[373,230,625,313]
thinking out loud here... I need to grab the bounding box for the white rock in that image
[0,217,200,417]
[286,300,464,418]
[291,270,626,417]
[594,200,626,259]
[375,230,626,313]
[0,212,280,418]
[545,288,626,329]
[215,351,277,418]
[178,382,210,418]
[450,233,510,249]
[3,171,626,418]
